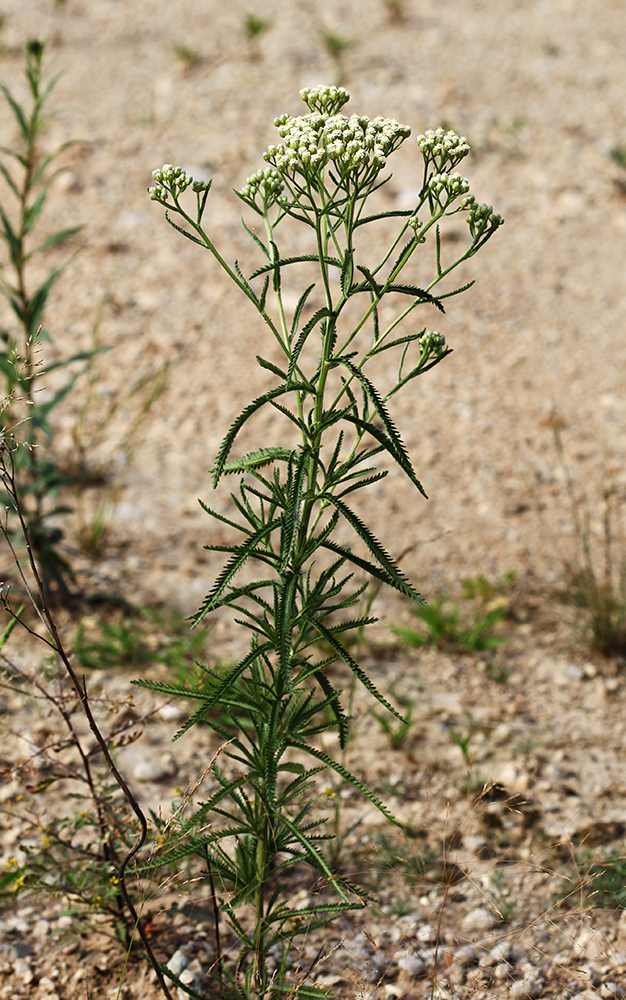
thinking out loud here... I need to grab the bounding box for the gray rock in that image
[12,958,34,985]
[494,961,514,980]
[167,948,188,978]
[32,918,50,940]
[601,986,626,999]
[490,941,514,963]
[394,948,426,976]
[509,976,544,999]
[461,907,498,932]
[133,752,177,782]
[178,968,199,1000]
[454,945,480,967]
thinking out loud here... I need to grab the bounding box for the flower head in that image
[238,168,285,210]
[467,202,504,238]
[416,128,470,171]
[263,89,411,187]
[148,164,210,202]
[419,330,447,359]
[299,84,350,116]
[427,171,470,206]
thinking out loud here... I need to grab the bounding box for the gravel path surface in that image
[1,1,626,997]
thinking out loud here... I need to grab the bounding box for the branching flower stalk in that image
[145,84,503,1000]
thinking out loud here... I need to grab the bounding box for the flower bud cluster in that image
[264,105,411,182]
[239,167,285,208]
[148,164,210,202]
[148,164,191,202]
[428,171,470,204]
[416,128,470,171]
[467,202,504,238]
[300,84,350,116]
[419,330,447,358]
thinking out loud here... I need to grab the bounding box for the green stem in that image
[253,820,268,1000]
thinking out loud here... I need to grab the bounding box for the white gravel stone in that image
[394,948,426,976]
[509,976,544,999]
[133,752,177,782]
[601,986,626,999]
[158,702,183,721]
[166,948,188,978]
[461,906,498,932]
[12,958,34,985]
[32,918,50,940]
[178,968,199,1000]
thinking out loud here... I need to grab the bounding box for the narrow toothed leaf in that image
[321,493,422,601]
[340,247,354,298]
[290,282,316,341]
[256,356,288,380]
[288,306,332,381]
[307,615,407,723]
[212,384,305,486]
[290,737,404,828]
[240,216,270,258]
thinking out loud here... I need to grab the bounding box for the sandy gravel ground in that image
[2,1,626,998]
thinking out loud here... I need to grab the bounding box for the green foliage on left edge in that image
[0,40,91,603]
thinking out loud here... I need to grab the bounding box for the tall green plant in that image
[143,84,503,999]
[0,39,89,602]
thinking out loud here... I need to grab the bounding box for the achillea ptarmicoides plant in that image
[143,84,503,1000]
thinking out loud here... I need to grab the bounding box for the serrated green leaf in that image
[0,161,18,197]
[340,247,353,298]
[249,253,342,280]
[212,383,305,487]
[287,306,332,382]
[353,208,413,228]
[256,355,288,380]
[307,615,406,723]
[343,411,426,497]
[0,605,24,649]
[290,735,404,828]
[319,494,422,601]
[289,282,316,342]
[240,216,270,257]
[220,447,295,475]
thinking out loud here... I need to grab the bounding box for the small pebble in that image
[461,907,498,932]
[494,961,514,980]
[166,949,188,978]
[133,757,170,782]
[601,985,626,999]
[509,976,544,999]
[32,918,50,941]
[12,957,34,985]
[158,702,183,721]
[177,968,198,1000]
[394,948,425,976]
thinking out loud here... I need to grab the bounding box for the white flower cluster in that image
[416,128,470,170]
[419,330,447,358]
[148,164,210,202]
[467,201,504,237]
[239,168,285,206]
[148,164,191,201]
[428,171,470,203]
[300,84,350,116]
[263,110,411,179]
